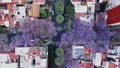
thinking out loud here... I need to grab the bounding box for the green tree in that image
[39,9,50,19]
[55,57,63,66]
[65,5,75,19]
[48,44,57,68]
[55,48,64,57]
[56,15,64,24]
[55,1,64,14]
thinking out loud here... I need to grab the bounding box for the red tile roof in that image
[9,52,18,61]
[29,50,40,56]
[29,50,40,59]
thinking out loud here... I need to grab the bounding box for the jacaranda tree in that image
[10,19,56,48]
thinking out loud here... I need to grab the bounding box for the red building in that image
[107,5,120,25]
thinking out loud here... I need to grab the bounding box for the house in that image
[33,0,45,4]
[0,0,19,28]
[72,46,96,59]
[102,53,120,68]
[15,47,48,68]
[14,5,26,22]
[71,0,95,22]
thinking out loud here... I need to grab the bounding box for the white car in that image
[51,11,54,15]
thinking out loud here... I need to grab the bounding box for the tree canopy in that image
[56,15,64,24]
[55,0,64,14]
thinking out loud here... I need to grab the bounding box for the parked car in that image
[51,10,54,15]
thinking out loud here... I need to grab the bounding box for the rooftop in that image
[33,0,45,4]
[79,62,92,68]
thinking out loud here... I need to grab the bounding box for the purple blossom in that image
[21,19,56,39]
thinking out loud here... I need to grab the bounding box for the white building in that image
[15,47,47,68]
[0,54,18,68]
[93,53,102,66]
[14,6,26,22]
[71,0,96,13]
[0,54,10,63]
[71,0,95,22]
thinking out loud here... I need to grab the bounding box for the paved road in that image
[51,0,56,23]
[51,0,64,41]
